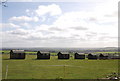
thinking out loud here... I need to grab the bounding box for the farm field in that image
[2,54,119,79]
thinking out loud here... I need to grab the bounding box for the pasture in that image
[2,54,119,79]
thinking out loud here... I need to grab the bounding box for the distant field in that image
[1,50,119,55]
[2,54,119,79]
[0,50,37,54]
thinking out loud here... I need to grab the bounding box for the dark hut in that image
[99,53,108,60]
[37,51,50,59]
[87,53,98,59]
[58,52,69,59]
[10,50,25,59]
[74,53,85,59]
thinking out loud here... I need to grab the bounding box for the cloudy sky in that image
[1,0,119,48]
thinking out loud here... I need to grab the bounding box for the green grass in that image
[0,50,10,54]
[2,54,119,79]
[94,52,120,54]
[25,52,37,54]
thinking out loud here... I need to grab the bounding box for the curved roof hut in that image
[10,50,25,59]
[58,52,69,59]
[99,53,108,60]
[74,53,85,59]
[37,51,50,59]
[87,53,98,60]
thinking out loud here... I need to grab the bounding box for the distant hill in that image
[1,47,118,53]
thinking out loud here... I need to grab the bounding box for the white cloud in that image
[20,23,31,28]
[4,7,118,47]
[94,0,118,16]
[26,9,30,13]
[9,16,39,22]
[7,29,29,35]
[2,1,118,47]
[35,4,62,16]
[0,23,20,28]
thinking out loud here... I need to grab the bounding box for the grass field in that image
[94,52,120,54]
[2,54,119,79]
[1,50,120,54]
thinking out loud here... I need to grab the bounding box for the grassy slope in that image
[2,54,118,79]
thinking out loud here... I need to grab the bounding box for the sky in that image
[1,0,119,48]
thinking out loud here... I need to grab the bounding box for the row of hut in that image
[10,50,120,59]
